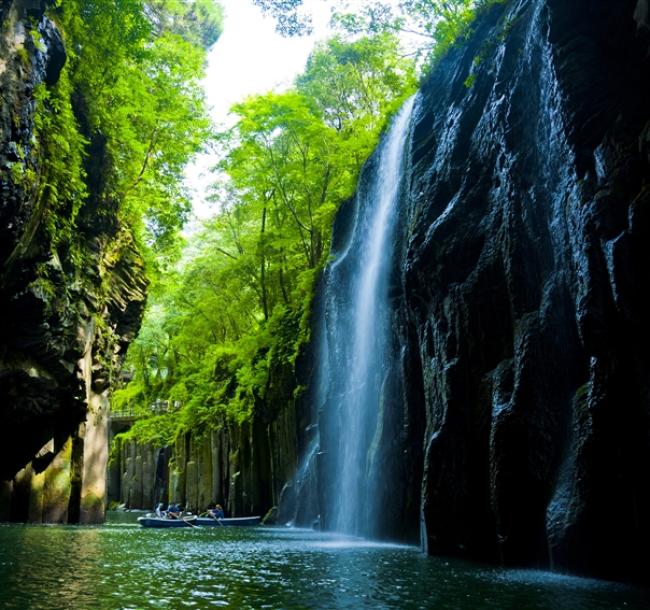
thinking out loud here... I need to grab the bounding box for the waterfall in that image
[317,96,415,537]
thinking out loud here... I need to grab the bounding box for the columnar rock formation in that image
[0,0,146,523]
[299,0,650,585]
[403,0,650,583]
[112,399,307,519]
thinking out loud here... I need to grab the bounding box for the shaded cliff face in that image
[0,1,146,519]
[112,418,278,517]
[400,0,650,583]
[1,0,74,480]
[305,0,650,584]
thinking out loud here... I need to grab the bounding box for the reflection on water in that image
[0,513,647,609]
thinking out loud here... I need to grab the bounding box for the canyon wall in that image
[111,401,309,520]
[0,0,146,523]
[294,0,650,585]
[397,0,650,583]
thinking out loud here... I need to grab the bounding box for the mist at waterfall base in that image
[0,514,647,610]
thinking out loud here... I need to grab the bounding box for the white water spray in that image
[319,96,415,535]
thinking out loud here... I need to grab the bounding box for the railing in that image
[111,400,182,421]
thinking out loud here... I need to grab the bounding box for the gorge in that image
[292,0,650,584]
[1,0,649,593]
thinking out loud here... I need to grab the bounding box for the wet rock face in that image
[0,0,81,479]
[0,0,147,512]
[401,0,650,583]
[0,1,65,248]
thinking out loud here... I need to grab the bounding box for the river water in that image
[0,512,647,609]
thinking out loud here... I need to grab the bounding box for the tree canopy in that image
[113,31,417,445]
[41,0,222,271]
[109,0,511,451]
[254,0,505,70]
[11,1,222,402]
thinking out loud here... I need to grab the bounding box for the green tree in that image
[251,0,504,70]
[252,0,313,36]
[114,32,416,443]
[18,0,223,402]
[47,0,221,266]
[149,0,224,48]
[334,0,504,67]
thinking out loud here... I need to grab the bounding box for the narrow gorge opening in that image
[2,0,649,606]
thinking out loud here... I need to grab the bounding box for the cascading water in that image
[317,96,415,537]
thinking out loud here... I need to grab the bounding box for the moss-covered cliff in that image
[0,0,147,523]
[0,0,217,523]
[109,341,317,522]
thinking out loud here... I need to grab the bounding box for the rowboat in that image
[195,515,261,527]
[137,515,198,528]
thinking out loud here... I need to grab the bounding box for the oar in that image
[167,509,196,528]
[209,512,223,526]
[182,516,197,529]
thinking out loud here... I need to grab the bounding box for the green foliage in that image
[112,413,178,454]
[14,2,223,458]
[31,78,88,248]
[464,71,477,88]
[29,29,47,53]
[149,0,224,48]
[298,34,416,133]
[116,33,416,442]
[404,1,507,70]
[16,45,30,66]
[252,0,312,36]
[42,0,221,270]
[262,0,507,73]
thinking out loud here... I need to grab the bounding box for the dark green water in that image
[0,513,647,609]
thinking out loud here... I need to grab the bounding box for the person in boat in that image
[210,504,225,520]
[167,503,182,519]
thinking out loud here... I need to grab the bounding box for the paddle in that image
[208,512,223,526]
[166,506,196,528]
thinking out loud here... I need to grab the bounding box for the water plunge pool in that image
[0,512,647,609]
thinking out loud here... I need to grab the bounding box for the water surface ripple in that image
[0,514,647,609]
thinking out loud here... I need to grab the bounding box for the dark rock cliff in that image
[0,0,146,522]
[400,0,650,583]
[299,0,650,585]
